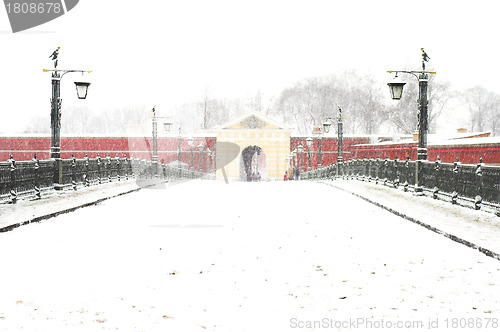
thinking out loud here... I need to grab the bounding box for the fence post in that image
[394,157,400,188]
[71,154,77,191]
[107,155,112,183]
[116,154,121,182]
[84,154,90,187]
[383,157,389,186]
[367,158,372,182]
[403,156,410,192]
[451,157,460,204]
[8,154,17,204]
[474,157,484,210]
[33,153,41,199]
[433,156,441,199]
[97,154,102,185]
[124,155,129,180]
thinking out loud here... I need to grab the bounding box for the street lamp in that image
[322,118,332,134]
[74,82,91,99]
[150,107,171,176]
[44,47,91,190]
[387,74,406,100]
[337,105,344,169]
[177,126,182,178]
[206,147,211,175]
[388,48,436,191]
[292,149,297,173]
[163,122,173,132]
[187,137,194,171]
[297,143,304,176]
[306,137,313,171]
[152,108,158,173]
[211,149,216,178]
[197,142,205,172]
[317,135,322,169]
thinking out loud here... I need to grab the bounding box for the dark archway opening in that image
[241,145,262,181]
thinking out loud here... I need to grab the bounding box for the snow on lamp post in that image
[206,148,211,175]
[292,149,297,171]
[317,135,322,169]
[297,143,304,176]
[187,137,194,171]
[44,47,91,190]
[322,118,332,134]
[306,137,313,171]
[211,149,216,178]
[197,143,205,172]
[388,48,436,192]
[150,107,171,176]
[151,107,158,173]
[337,105,344,177]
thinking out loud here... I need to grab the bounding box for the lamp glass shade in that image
[387,77,406,100]
[306,137,313,148]
[74,82,91,99]
[187,137,194,146]
[322,120,332,133]
[197,143,205,152]
[297,144,304,153]
[163,122,173,132]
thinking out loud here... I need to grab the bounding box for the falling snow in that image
[0,180,499,331]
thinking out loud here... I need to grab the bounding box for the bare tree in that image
[428,77,454,133]
[462,86,498,133]
[24,115,49,134]
[273,71,387,135]
[387,82,419,134]
[489,93,500,136]
[388,76,453,134]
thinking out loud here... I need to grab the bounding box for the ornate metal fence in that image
[302,157,500,212]
[0,154,215,204]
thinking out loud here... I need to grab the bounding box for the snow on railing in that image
[301,157,500,215]
[0,154,215,204]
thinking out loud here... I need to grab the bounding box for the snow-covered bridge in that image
[1,179,499,331]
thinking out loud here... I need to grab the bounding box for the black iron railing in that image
[0,154,215,204]
[301,157,500,212]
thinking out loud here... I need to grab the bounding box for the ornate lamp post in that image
[44,47,91,190]
[187,137,194,171]
[297,143,304,177]
[317,135,322,169]
[151,107,159,174]
[322,118,332,168]
[337,105,344,169]
[211,149,216,178]
[177,126,182,178]
[285,156,290,177]
[197,142,205,172]
[150,107,171,176]
[306,137,313,171]
[388,48,436,191]
[322,105,343,176]
[292,149,297,178]
[206,147,211,175]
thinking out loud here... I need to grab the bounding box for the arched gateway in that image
[208,112,290,181]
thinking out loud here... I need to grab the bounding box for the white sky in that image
[1,0,499,133]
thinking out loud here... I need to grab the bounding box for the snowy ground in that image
[0,180,499,331]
